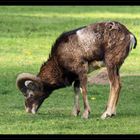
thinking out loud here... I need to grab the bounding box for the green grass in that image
[0,6,140,134]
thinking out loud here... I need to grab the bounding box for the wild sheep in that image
[16,21,137,119]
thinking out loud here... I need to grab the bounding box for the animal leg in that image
[79,73,91,119]
[72,80,81,116]
[101,66,121,119]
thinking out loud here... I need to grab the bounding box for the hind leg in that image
[101,66,121,119]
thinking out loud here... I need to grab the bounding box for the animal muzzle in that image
[25,104,38,114]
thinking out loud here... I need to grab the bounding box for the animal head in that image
[16,73,47,114]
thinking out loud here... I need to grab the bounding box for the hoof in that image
[82,110,90,119]
[71,109,80,117]
[101,111,116,120]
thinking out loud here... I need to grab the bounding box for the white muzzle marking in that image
[25,107,30,113]
[25,104,37,114]
[31,104,38,114]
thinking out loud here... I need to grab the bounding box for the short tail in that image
[133,35,137,49]
[130,34,137,49]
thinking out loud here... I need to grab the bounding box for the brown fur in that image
[16,21,137,119]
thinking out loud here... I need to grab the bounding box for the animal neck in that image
[37,56,65,91]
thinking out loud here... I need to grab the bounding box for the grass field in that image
[0,6,140,134]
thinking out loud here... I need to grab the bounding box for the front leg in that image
[81,87,91,119]
[79,74,91,119]
[72,80,81,116]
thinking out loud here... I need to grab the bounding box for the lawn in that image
[0,6,140,134]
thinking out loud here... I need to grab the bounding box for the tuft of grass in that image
[0,6,140,134]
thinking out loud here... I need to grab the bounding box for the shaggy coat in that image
[16,21,137,119]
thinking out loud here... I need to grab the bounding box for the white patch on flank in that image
[76,28,96,49]
[129,34,135,51]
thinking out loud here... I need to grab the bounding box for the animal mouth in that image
[25,104,38,114]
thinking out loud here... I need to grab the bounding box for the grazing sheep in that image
[16,21,137,119]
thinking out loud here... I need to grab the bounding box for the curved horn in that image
[16,73,43,96]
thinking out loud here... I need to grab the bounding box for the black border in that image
[0,0,139,5]
[1,134,140,139]
[0,0,140,139]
